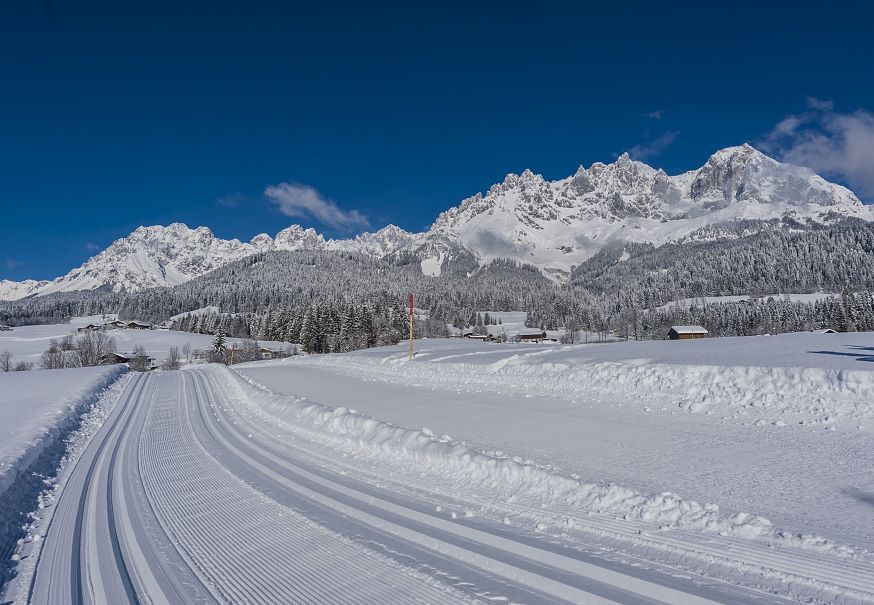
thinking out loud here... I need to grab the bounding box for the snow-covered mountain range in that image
[1,144,870,300]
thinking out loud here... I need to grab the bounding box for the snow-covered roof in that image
[670,325,708,334]
[518,329,547,336]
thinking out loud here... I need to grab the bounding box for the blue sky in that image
[2,0,874,280]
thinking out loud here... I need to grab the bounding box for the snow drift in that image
[301,347,874,425]
[213,364,863,557]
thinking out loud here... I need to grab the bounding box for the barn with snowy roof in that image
[668,325,708,340]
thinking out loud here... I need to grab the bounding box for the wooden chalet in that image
[125,321,153,330]
[668,325,708,340]
[517,329,547,343]
[100,352,131,364]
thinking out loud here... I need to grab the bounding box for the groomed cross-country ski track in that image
[15,367,874,604]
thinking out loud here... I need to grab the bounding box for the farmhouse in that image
[259,347,285,360]
[517,329,547,343]
[0,324,12,331]
[100,352,131,364]
[126,321,153,330]
[464,334,491,341]
[668,325,708,340]
[106,320,129,330]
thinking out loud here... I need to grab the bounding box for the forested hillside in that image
[3,221,874,350]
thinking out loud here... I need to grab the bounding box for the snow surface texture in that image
[427,144,870,276]
[228,368,778,539]
[263,333,874,423]
[0,322,286,366]
[0,366,128,498]
[1,372,133,598]
[227,364,874,603]
[5,364,874,603]
[2,145,870,299]
[652,292,839,312]
[239,333,874,554]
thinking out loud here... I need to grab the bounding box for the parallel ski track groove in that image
[218,367,874,604]
[191,369,732,605]
[135,371,463,605]
[28,373,144,605]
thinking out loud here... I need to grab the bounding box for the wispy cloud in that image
[217,192,245,208]
[760,98,874,200]
[4,258,23,270]
[85,242,101,252]
[627,130,679,161]
[644,110,663,120]
[264,183,370,231]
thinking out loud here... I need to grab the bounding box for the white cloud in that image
[761,98,874,200]
[644,110,664,120]
[264,183,370,231]
[627,130,679,161]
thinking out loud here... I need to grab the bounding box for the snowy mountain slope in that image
[0,223,419,300]
[1,144,870,300]
[33,224,262,297]
[425,144,871,276]
[0,279,49,301]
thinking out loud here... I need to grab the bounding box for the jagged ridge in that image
[1,144,869,300]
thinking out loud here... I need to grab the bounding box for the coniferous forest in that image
[2,220,874,352]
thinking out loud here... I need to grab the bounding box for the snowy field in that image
[652,292,839,312]
[239,332,874,554]
[0,322,286,366]
[0,334,872,603]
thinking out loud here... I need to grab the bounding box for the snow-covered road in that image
[16,367,874,604]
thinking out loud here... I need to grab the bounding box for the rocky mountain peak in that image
[1,145,869,300]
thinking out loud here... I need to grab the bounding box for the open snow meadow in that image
[238,333,874,548]
[5,4,874,602]
[1,324,874,603]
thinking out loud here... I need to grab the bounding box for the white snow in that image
[238,332,874,554]
[0,322,287,365]
[654,292,840,312]
[2,145,870,298]
[168,306,220,322]
[420,250,445,276]
[0,365,127,497]
[68,313,120,325]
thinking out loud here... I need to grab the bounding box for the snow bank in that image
[0,366,128,497]
[301,349,874,425]
[215,366,793,547]
[0,367,129,593]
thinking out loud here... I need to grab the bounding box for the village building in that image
[0,324,12,331]
[100,352,132,364]
[517,329,547,343]
[108,320,129,329]
[668,325,708,340]
[259,347,280,360]
[125,321,153,330]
